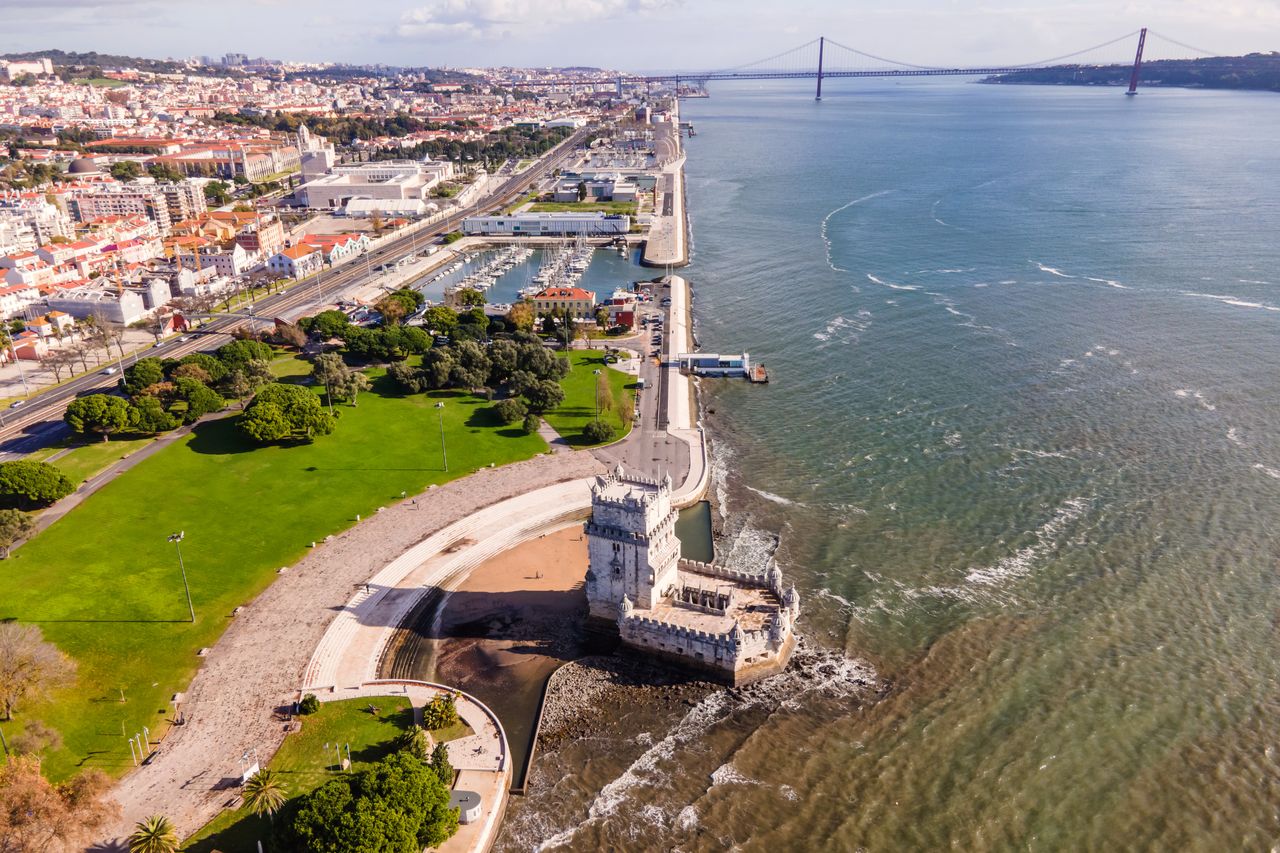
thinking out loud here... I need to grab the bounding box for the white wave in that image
[1174,389,1216,411]
[943,431,962,447]
[964,497,1092,587]
[1182,291,1280,313]
[534,691,735,851]
[813,314,867,344]
[710,763,759,787]
[1011,447,1070,460]
[746,485,801,507]
[1239,279,1270,285]
[820,190,892,273]
[1227,427,1245,447]
[1253,463,1280,480]
[974,282,990,288]
[867,273,919,291]
[999,279,1018,285]
[816,587,854,609]
[1085,276,1129,289]
[931,199,951,228]
[1032,261,1075,279]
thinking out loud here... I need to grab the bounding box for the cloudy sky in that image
[0,0,1275,69]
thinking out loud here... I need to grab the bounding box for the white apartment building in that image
[68,187,173,235]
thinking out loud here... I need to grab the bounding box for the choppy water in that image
[503,79,1280,851]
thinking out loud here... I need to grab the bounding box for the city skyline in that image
[2,0,1276,70]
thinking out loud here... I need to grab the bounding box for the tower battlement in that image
[585,465,799,685]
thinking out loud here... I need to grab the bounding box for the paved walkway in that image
[98,451,605,845]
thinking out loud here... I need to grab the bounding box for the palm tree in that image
[243,769,288,823]
[128,815,178,853]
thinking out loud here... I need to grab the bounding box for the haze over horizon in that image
[1,0,1276,70]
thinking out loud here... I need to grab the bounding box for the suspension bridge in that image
[518,29,1222,98]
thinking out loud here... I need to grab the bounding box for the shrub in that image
[522,413,540,434]
[493,398,527,425]
[298,693,320,715]
[583,419,616,444]
[422,693,458,731]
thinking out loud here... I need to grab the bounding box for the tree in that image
[506,301,535,332]
[286,752,457,853]
[429,742,453,787]
[596,371,615,417]
[387,360,428,393]
[0,508,36,557]
[240,383,336,443]
[421,348,457,390]
[175,352,227,383]
[396,724,430,760]
[217,338,273,371]
[243,769,288,824]
[583,419,616,444]
[0,756,116,852]
[341,371,371,406]
[175,377,224,423]
[576,179,588,201]
[299,309,352,339]
[275,321,308,349]
[64,394,131,442]
[494,398,527,425]
[124,357,165,395]
[128,396,178,435]
[42,348,77,382]
[0,461,75,509]
[109,160,140,181]
[298,693,320,715]
[0,623,76,721]
[311,352,350,415]
[522,413,540,433]
[449,340,490,391]
[169,363,210,384]
[204,180,230,205]
[238,400,291,443]
[423,305,458,336]
[128,815,179,853]
[523,379,565,413]
[455,287,486,308]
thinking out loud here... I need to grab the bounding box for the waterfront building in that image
[585,466,799,685]
[462,212,630,237]
[530,285,597,320]
[675,352,752,378]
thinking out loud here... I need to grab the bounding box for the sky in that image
[0,0,1275,70]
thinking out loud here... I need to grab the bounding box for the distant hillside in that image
[985,53,1280,93]
[0,48,183,74]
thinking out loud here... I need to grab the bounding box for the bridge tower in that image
[1126,28,1147,96]
[815,36,825,101]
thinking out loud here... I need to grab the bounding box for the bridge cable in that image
[822,38,947,70]
[1008,30,1142,68]
[1147,31,1222,57]
[711,38,822,74]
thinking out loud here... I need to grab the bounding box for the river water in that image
[500,79,1280,851]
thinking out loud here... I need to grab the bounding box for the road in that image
[0,128,590,457]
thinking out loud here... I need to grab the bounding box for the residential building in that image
[266,245,323,279]
[298,233,370,264]
[234,216,285,258]
[463,212,630,237]
[157,181,208,223]
[68,187,173,235]
[529,285,597,320]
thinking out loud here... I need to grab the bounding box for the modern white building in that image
[44,287,148,325]
[462,212,630,237]
[298,159,454,209]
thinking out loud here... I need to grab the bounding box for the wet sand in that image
[420,526,592,785]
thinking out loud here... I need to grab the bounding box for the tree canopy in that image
[239,383,336,443]
[64,394,131,442]
[0,461,75,509]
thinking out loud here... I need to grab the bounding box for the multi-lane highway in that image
[0,127,591,456]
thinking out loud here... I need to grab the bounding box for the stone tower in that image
[585,465,680,622]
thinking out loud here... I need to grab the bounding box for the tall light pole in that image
[592,368,602,423]
[168,531,195,623]
[435,402,448,472]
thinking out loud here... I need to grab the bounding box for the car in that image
[101,367,119,375]
[9,400,25,409]
[178,335,192,342]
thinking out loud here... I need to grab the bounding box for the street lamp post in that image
[592,368,602,422]
[435,402,448,472]
[168,531,195,623]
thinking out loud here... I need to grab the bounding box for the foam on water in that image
[963,496,1093,587]
[1032,261,1075,279]
[747,485,802,507]
[1086,276,1129,289]
[1252,463,1280,480]
[820,191,893,273]
[868,273,920,291]
[1182,291,1280,313]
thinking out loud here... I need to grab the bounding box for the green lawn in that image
[28,437,157,485]
[528,201,638,216]
[183,697,414,851]
[3,367,546,782]
[78,77,127,88]
[545,350,635,447]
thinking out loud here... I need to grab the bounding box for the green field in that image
[27,437,156,486]
[184,697,419,851]
[2,367,546,782]
[544,350,635,446]
[528,201,638,216]
[78,77,128,88]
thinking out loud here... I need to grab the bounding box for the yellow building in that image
[530,286,597,320]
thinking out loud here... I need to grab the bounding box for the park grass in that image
[183,697,413,851]
[544,350,634,447]
[528,201,638,216]
[3,367,547,782]
[30,436,156,485]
